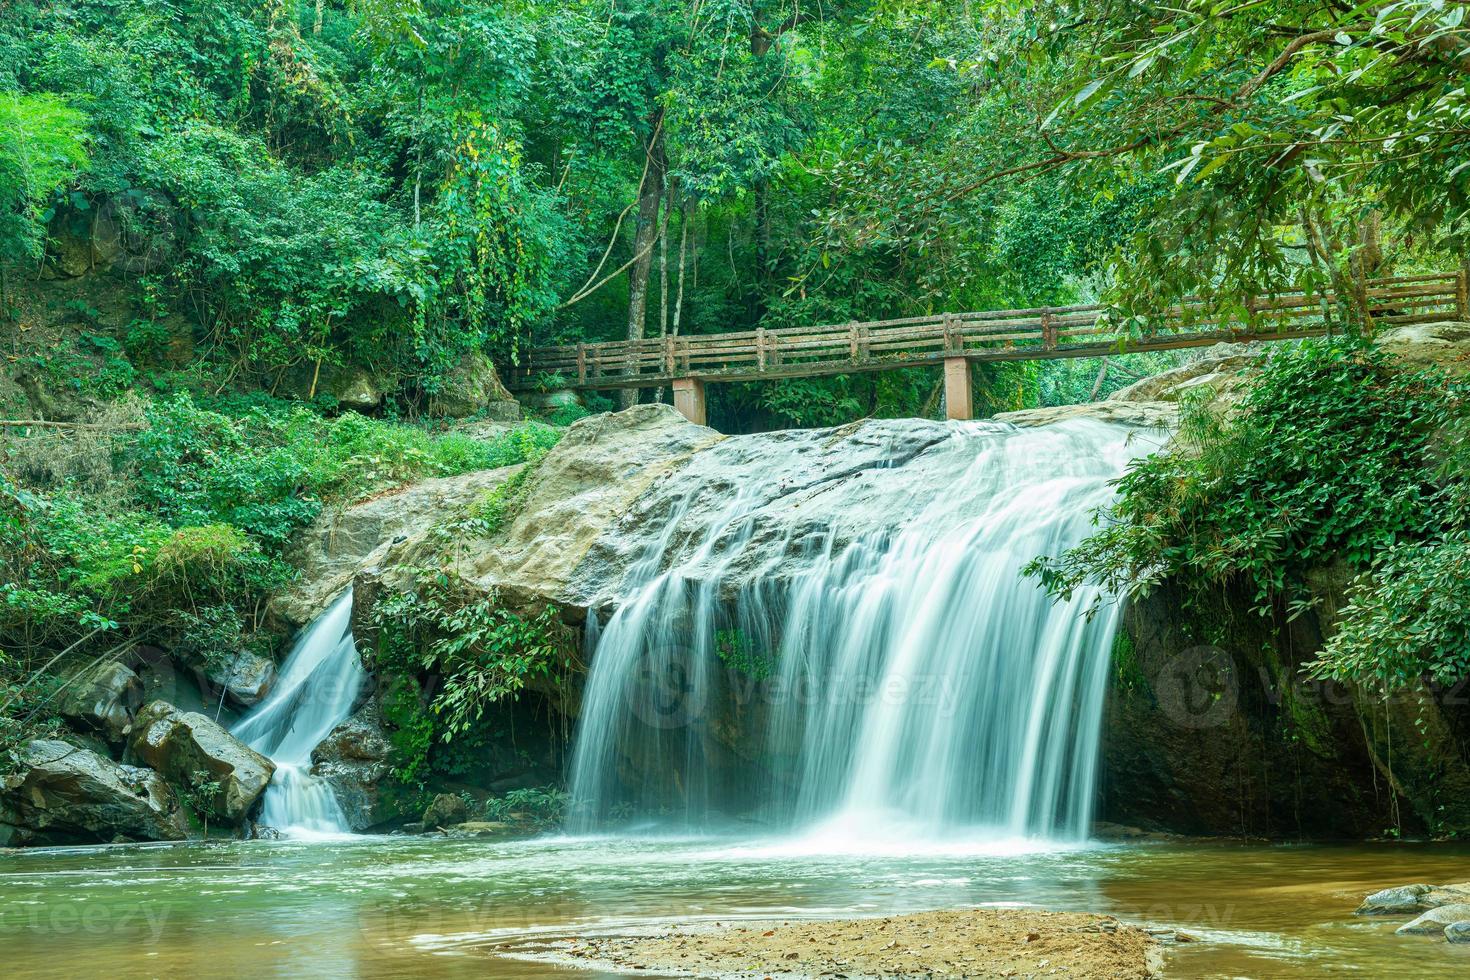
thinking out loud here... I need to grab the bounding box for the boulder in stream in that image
[1357,883,1470,916]
[422,793,469,828]
[310,702,392,830]
[0,739,188,845]
[126,700,275,822]
[1446,921,1470,944]
[1395,903,1470,936]
[204,650,277,708]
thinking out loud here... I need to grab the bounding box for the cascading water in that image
[232,590,365,836]
[567,418,1152,843]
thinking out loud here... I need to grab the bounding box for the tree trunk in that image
[621,111,666,409]
[673,197,692,337]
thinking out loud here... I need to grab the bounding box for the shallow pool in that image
[3,833,1468,977]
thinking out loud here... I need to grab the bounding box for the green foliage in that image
[1033,340,1458,607]
[127,394,561,548]
[129,395,322,548]
[911,1,1470,313]
[1031,339,1470,689]
[0,91,89,263]
[1312,535,1470,690]
[375,571,573,746]
[715,628,774,681]
[1,394,561,697]
[482,786,569,828]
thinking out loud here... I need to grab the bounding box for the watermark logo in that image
[1154,645,1237,730]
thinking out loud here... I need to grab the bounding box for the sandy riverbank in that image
[499,907,1166,978]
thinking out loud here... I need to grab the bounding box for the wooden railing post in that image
[756,327,767,372]
[1042,311,1056,351]
[576,343,587,384]
[942,314,959,355]
[664,334,676,376]
[848,320,859,360]
[1457,263,1469,321]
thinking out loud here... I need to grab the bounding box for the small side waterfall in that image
[233,591,365,836]
[567,418,1147,842]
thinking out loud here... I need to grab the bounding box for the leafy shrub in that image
[1031,339,1460,611]
[1311,534,1470,688]
[1031,338,1469,689]
[375,571,573,743]
[483,786,569,827]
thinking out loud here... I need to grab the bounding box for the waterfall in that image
[567,418,1147,842]
[232,590,365,836]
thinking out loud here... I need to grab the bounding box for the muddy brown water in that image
[2,834,1468,978]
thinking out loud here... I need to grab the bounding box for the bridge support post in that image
[943,357,972,421]
[672,377,707,426]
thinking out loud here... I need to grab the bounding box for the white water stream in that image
[568,418,1146,843]
[232,590,365,836]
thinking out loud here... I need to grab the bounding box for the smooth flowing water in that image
[569,419,1141,840]
[4,835,1470,978]
[231,591,365,836]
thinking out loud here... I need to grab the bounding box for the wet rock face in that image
[59,661,143,744]
[368,403,722,622]
[1107,344,1262,404]
[1099,582,1400,838]
[568,416,954,608]
[205,651,277,709]
[0,739,189,846]
[311,702,393,831]
[126,701,275,823]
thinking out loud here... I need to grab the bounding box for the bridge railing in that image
[511,271,1467,391]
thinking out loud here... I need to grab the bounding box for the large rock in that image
[59,661,143,743]
[1446,921,1470,943]
[279,465,521,626]
[323,367,386,411]
[1107,344,1261,403]
[126,701,275,823]
[422,793,469,828]
[428,350,521,419]
[364,404,721,626]
[1396,903,1470,935]
[1097,577,1426,838]
[0,739,189,845]
[204,650,277,708]
[1378,320,1470,375]
[311,702,393,831]
[1358,884,1433,915]
[995,400,1175,429]
[1358,883,1470,916]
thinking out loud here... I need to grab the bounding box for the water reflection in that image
[3,835,1469,978]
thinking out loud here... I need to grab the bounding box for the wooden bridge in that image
[509,270,1470,423]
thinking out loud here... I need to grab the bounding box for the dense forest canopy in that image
[16,1,1463,428]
